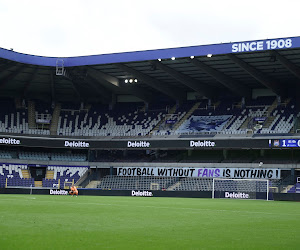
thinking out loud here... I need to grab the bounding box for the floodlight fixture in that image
[171,57,175,60]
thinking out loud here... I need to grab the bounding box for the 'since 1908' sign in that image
[232,38,292,53]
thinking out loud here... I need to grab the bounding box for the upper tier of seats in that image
[0,99,50,135]
[58,102,166,136]
[0,97,298,137]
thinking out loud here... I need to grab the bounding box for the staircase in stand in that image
[262,116,276,129]
[167,181,181,191]
[267,99,278,114]
[50,103,61,135]
[150,104,177,135]
[34,181,43,188]
[173,102,200,131]
[45,170,54,180]
[28,100,36,129]
[21,169,31,179]
[240,117,251,130]
[85,180,101,188]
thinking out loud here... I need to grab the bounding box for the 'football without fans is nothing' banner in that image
[117,167,280,179]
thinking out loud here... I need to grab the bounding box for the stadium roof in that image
[1,36,300,103]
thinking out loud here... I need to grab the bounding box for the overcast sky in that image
[0,0,300,57]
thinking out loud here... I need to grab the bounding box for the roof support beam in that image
[85,75,112,103]
[69,67,113,103]
[22,66,39,98]
[50,70,56,102]
[123,85,154,103]
[269,50,300,81]
[68,79,82,101]
[190,58,251,98]
[151,60,215,99]
[116,64,185,102]
[87,67,153,103]
[0,61,16,72]
[227,54,285,96]
[59,68,85,101]
[0,64,26,88]
[86,67,121,93]
[88,68,119,87]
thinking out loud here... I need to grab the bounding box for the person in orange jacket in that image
[69,185,78,197]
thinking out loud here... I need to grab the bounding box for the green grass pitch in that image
[0,194,299,249]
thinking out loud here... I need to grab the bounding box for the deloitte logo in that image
[0,138,20,145]
[127,141,150,148]
[64,140,89,148]
[50,189,68,195]
[189,140,215,147]
[225,192,249,199]
[131,190,153,197]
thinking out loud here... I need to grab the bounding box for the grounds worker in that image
[69,185,78,197]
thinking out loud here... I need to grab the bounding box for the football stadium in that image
[0,37,300,249]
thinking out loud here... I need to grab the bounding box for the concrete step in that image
[167,181,181,191]
[45,170,54,179]
[35,181,43,187]
[21,169,30,179]
[86,180,101,188]
[173,102,200,131]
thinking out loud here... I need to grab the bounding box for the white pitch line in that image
[0,197,297,217]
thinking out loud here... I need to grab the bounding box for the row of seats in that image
[155,97,299,136]
[57,107,166,137]
[287,183,300,193]
[15,152,87,162]
[0,164,34,188]
[0,110,50,135]
[0,98,298,137]
[0,163,89,188]
[98,176,276,192]
[98,176,177,190]
[43,166,89,187]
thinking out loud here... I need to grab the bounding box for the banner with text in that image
[117,167,280,179]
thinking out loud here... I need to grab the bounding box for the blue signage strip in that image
[270,139,300,147]
[1,36,300,67]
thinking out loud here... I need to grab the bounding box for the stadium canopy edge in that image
[0,36,300,67]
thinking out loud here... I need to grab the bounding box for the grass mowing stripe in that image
[1,195,298,217]
[0,195,299,249]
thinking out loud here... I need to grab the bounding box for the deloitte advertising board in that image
[49,189,68,195]
[0,136,270,149]
[117,167,281,179]
[224,192,249,199]
[0,137,21,145]
[131,190,153,197]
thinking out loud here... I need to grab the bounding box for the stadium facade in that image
[0,36,300,200]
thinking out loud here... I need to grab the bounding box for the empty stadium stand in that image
[57,102,166,137]
[43,165,89,188]
[0,163,89,188]
[0,163,34,188]
[98,176,177,190]
[96,176,278,193]
[0,97,299,137]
